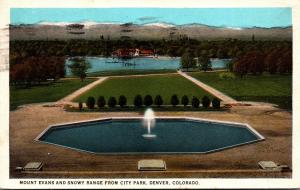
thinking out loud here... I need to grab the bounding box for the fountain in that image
[142,108,157,139]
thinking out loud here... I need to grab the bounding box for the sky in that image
[11,8,292,28]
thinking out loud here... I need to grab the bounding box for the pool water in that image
[65,57,231,76]
[38,118,263,154]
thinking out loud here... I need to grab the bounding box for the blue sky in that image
[11,8,292,28]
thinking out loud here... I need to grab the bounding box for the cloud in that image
[138,16,157,21]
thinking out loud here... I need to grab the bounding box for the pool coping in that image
[35,117,265,155]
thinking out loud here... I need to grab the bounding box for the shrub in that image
[219,72,236,80]
[144,95,153,107]
[212,98,221,109]
[78,102,83,110]
[134,95,143,107]
[191,96,200,108]
[108,96,117,108]
[154,95,163,107]
[181,95,189,107]
[202,95,211,108]
[118,95,127,107]
[86,96,95,109]
[97,96,106,108]
[170,94,179,107]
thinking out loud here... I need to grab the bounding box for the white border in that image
[0,0,299,189]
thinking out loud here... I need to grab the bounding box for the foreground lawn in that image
[10,79,95,110]
[87,69,177,77]
[189,72,292,109]
[75,74,212,105]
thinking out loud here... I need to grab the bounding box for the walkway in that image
[177,70,238,104]
[57,77,108,103]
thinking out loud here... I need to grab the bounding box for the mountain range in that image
[10,21,292,41]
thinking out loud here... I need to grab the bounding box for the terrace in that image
[9,70,292,178]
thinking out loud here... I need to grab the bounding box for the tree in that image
[212,98,221,109]
[191,97,200,108]
[181,95,189,107]
[170,94,179,107]
[202,96,211,108]
[10,63,28,86]
[233,51,264,77]
[68,57,91,81]
[226,60,235,72]
[264,50,278,74]
[198,54,212,71]
[118,95,127,107]
[108,96,117,108]
[10,56,65,86]
[247,51,264,75]
[134,95,143,107]
[180,51,196,71]
[233,57,248,78]
[277,49,292,74]
[217,48,225,58]
[154,95,163,107]
[86,96,95,109]
[252,34,255,42]
[144,95,153,107]
[97,96,106,108]
[78,102,83,111]
[208,48,216,58]
[284,49,292,73]
[167,47,177,57]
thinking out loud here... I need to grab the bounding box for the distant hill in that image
[9,22,292,41]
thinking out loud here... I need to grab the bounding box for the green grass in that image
[75,74,212,105]
[10,79,95,110]
[189,72,292,109]
[87,69,177,77]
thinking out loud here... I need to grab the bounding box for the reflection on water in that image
[65,56,231,76]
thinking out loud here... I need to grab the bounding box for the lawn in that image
[188,72,292,109]
[87,69,177,77]
[10,79,95,110]
[75,74,212,105]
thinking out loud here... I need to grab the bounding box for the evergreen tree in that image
[170,94,179,107]
[181,95,189,107]
[154,95,163,107]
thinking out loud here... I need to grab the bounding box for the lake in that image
[65,57,231,76]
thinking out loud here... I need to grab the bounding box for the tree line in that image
[81,94,221,110]
[231,47,292,77]
[10,38,292,85]
[10,38,291,59]
[177,40,292,75]
[10,56,65,86]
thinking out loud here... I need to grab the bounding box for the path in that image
[57,77,108,103]
[109,72,178,78]
[177,70,238,104]
[57,73,176,104]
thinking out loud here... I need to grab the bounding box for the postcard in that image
[0,0,300,189]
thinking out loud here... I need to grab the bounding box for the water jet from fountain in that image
[142,108,156,139]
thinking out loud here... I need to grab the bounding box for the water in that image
[143,108,156,138]
[39,119,260,153]
[210,58,231,69]
[65,57,231,76]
